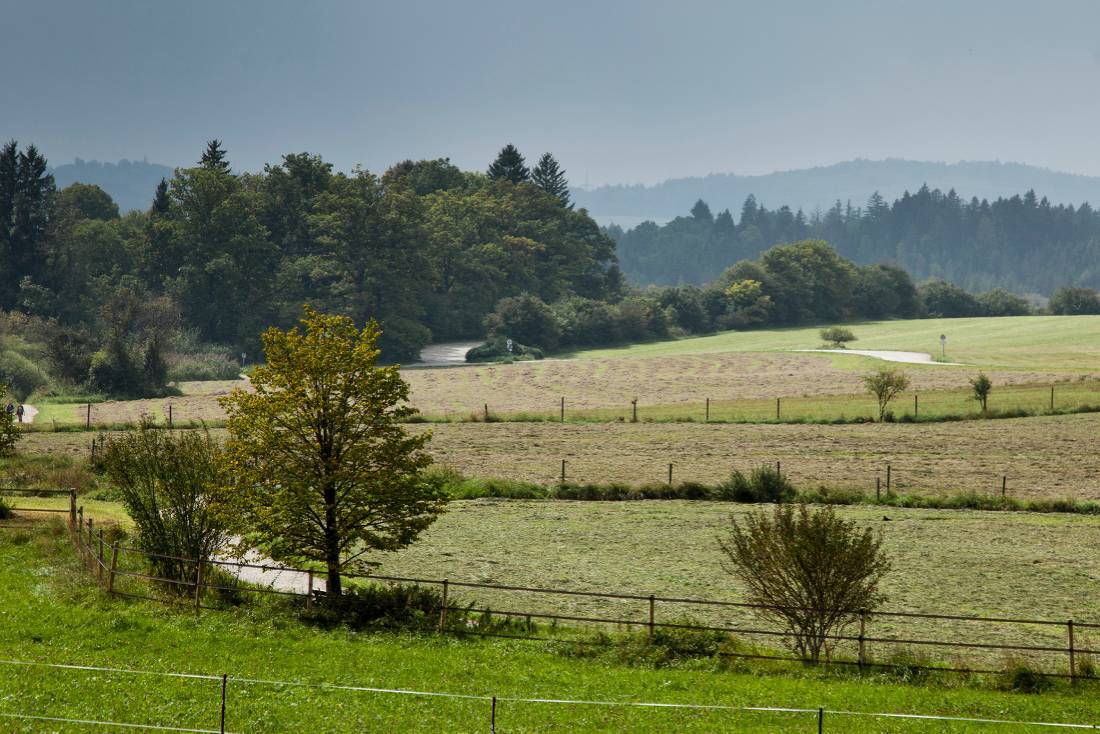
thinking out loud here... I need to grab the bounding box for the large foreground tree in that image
[218,306,446,597]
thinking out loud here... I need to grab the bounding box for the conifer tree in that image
[200,139,231,174]
[531,152,571,207]
[487,144,529,184]
[151,178,170,215]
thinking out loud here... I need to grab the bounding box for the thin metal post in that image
[490,696,497,734]
[648,595,655,638]
[1069,619,1077,685]
[439,579,449,631]
[818,707,824,733]
[220,673,227,734]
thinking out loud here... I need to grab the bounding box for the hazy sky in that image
[6,0,1100,185]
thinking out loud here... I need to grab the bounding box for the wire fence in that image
[50,496,1100,683]
[1,657,1098,733]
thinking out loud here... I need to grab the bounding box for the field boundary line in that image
[0,711,233,733]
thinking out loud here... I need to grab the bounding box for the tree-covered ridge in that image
[612,186,1100,294]
[0,141,619,373]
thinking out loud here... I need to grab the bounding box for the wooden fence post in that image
[306,571,314,611]
[705,398,710,423]
[858,608,867,671]
[168,404,173,428]
[776,460,781,477]
[775,397,781,421]
[560,396,565,423]
[1050,385,1055,412]
[560,459,566,483]
[818,707,824,734]
[86,403,91,428]
[1002,475,1007,498]
[648,595,655,638]
[667,463,673,485]
[1068,619,1077,685]
[490,695,497,734]
[631,398,637,423]
[886,463,892,494]
[194,559,203,614]
[107,543,119,594]
[439,579,449,631]
[914,394,918,417]
[483,403,489,422]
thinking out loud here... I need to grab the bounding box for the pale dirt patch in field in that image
[402,353,1078,416]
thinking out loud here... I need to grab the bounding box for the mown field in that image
[2,522,1099,732]
[18,409,1100,500]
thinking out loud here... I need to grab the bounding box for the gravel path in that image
[414,341,482,366]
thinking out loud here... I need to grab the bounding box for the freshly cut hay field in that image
[21,410,1100,499]
[412,415,1100,500]
[402,351,1086,417]
[379,499,1100,667]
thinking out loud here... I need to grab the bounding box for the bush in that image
[302,582,448,631]
[720,505,890,663]
[552,297,620,346]
[0,497,12,520]
[465,337,544,363]
[484,293,561,351]
[101,427,228,586]
[378,316,432,363]
[167,348,241,381]
[716,465,795,503]
[0,409,20,455]
[1000,661,1052,693]
[0,350,50,400]
[819,327,857,348]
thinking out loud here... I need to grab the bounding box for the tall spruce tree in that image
[532,152,571,207]
[487,144,529,184]
[200,139,231,174]
[151,178,170,215]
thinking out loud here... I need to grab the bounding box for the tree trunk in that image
[324,483,342,600]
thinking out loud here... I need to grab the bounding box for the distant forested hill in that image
[51,159,175,213]
[610,188,1100,295]
[574,159,1100,225]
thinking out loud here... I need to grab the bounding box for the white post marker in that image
[506,338,513,353]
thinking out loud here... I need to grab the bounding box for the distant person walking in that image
[16,404,25,423]
[4,402,12,417]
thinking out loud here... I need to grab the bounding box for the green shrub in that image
[0,497,12,520]
[1000,661,1052,693]
[302,582,448,631]
[167,349,242,381]
[466,337,544,363]
[0,350,50,400]
[820,326,857,348]
[716,465,795,503]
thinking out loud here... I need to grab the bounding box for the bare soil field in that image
[401,352,1083,416]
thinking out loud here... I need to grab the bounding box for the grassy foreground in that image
[1,522,1099,733]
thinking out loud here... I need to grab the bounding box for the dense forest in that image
[612,188,1100,294]
[3,139,1099,401]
